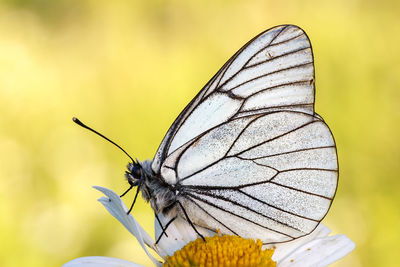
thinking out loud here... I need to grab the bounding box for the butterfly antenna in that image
[72,117,135,164]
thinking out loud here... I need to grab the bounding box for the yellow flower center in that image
[163,235,276,267]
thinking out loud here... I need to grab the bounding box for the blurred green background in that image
[0,0,399,266]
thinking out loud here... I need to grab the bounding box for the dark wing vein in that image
[246,145,335,160]
[186,189,306,233]
[226,62,313,92]
[185,192,295,239]
[234,104,314,118]
[224,115,264,157]
[265,181,333,200]
[244,46,310,70]
[232,119,317,157]
[182,196,239,236]
[245,80,312,98]
[237,189,320,222]
[267,33,304,48]
[217,26,288,90]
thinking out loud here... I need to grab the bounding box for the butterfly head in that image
[125,161,142,186]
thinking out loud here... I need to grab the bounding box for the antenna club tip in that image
[72,117,81,123]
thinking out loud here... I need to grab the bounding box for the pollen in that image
[163,235,276,267]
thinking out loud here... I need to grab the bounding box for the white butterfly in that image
[75,24,338,245]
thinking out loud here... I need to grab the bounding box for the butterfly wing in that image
[151,25,315,174]
[152,25,338,243]
[174,111,337,243]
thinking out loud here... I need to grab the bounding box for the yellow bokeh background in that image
[0,0,399,266]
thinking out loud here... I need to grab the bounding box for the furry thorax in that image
[126,160,178,215]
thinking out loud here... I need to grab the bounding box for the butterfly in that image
[74,24,338,245]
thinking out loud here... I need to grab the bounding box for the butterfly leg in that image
[126,182,142,214]
[155,213,169,238]
[121,171,141,198]
[119,184,133,198]
[177,201,205,241]
[155,215,177,245]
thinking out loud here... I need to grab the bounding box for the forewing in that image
[152,25,315,173]
[176,111,338,243]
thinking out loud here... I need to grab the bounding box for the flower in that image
[63,186,355,267]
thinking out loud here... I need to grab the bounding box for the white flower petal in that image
[315,235,355,266]
[277,235,355,267]
[63,256,144,267]
[272,224,331,262]
[93,186,162,267]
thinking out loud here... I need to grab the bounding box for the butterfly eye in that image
[127,162,142,179]
[125,164,142,188]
